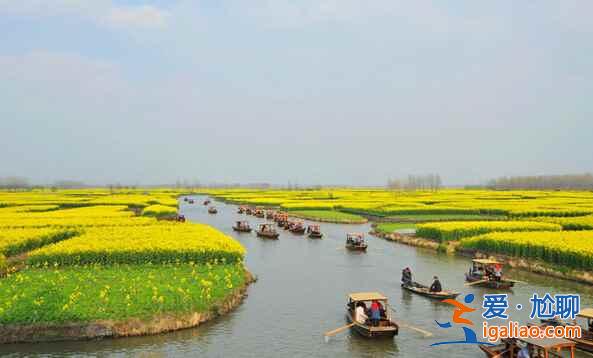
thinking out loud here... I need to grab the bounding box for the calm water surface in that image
[2,196,593,357]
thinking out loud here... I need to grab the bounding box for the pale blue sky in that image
[1,1,592,186]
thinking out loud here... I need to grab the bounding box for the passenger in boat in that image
[430,276,442,293]
[517,345,529,358]
[355,302,368,324]
[370,301,381,326]
[470,263,478,276]
[494,264,503,281]
[401,267,413,286]
[471,263,484,278]
[485,267,494,281]
[494,269,502,281]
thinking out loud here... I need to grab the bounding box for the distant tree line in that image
[486,173,593,190]
[387,174,442,191]
[0,177,90,191]
[0,176,31,190]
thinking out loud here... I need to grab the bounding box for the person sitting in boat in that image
[429,276,442,293]
[494,264,503,282]
[485,267,494,281]
[517,344,529,358]
[470,263,479,276]
[370,300,381,326]
[494,268,502,282]
[355,302,368,324]
[401,267,413,287]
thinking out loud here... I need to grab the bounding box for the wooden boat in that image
[203,199,210,205]
[307,224,323,239]
[400,282,460,300]
[345,292,398,338]
[237,206,246,214]
[254,207,265,218]
[573,308,593,353]
[465,259,515,289]
[537,308,593,353]
[256,224,279,239]
[245,207,253,215]
[346,233,367,251]
[480,337,575,358]
[290,221,306,234]
[232,220,252,233]
[208,207,218,214]
[266,210,275,219]
[274,212,287,222]
[274,212,289,227]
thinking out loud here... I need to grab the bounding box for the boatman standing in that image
[401,267,413,286]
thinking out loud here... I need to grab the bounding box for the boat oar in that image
[464,279,488,287]
[324,323,355,337]
[399,322,433,338]
[388,306,433,337]
[324,323,355,342]
[508,279,527,284]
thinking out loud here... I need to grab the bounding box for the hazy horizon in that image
[2,1,592,186]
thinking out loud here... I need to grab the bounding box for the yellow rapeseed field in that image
[0,228,79,256]
[142,204,178,217]
[460,231,593,270]
[416,221,562,242]
[204,188,593,217]
[28,223,245,266]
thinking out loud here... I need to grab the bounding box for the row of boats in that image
[232,214,324,239]
[193,199,370,250]
[233,221,324,239]
[233,219,368,251]
[237,205,371,250]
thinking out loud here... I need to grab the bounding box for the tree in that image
[53,180,86,189]
[387,173,442,192]
[487,173,593,190]
[387,178,402,191]
[0,176,30,190]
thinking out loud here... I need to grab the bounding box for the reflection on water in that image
[2,196,592,357]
